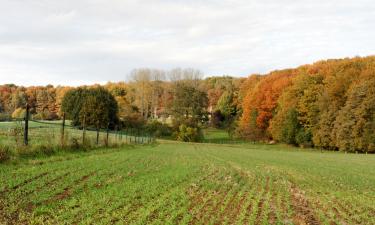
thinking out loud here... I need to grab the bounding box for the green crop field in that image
[0,121,151,149]
[1,141,374,225]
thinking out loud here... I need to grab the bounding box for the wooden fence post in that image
[106,123,109,146]
[82,115,86,144]
[61,113,65,146]
[24,104,29,145]
[96,124,100,145]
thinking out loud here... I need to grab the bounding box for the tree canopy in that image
[61,87,118,129]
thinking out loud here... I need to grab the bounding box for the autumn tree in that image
[332,72,375,152]
[239,70,295,140]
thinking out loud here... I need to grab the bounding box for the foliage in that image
[32,111,58,120]
[61,87,118,129]
[171,82,208,123]
[238,72,293,140]
[211,110,225,128]
[0,113,11,121]
[278,108,312,147]
[216,91,236,117]
[332,74,375,152]
[0,145,10,162]
[11,108,26,119]
[144,120,172,137]
[174,124,203,142]
[239,109,263,141]
[239,56,375,152]
[121,115,146,129]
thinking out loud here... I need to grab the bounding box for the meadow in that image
[1,140,374,225]
[0,120,152,160]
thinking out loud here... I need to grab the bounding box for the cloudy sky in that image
[0,0,374,86]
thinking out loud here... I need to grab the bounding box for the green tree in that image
[171,83,208,123]
[216,91,236,117]
[62,87,118,129]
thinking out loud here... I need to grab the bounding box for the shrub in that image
[69,137,81,149]
[144,120,172,137]
[32,111,59,120]
[14,145,32,157]
[0,113,11,121]
[296,129,313,148]
[9,122,24,145]
[12,108,26,119]
[211,110,225,128]
[0,146,11,162]
[121,115,146,129]
[38,144,56,156]
[174,124,203,142]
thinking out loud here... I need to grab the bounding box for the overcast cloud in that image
[0,0,374,86]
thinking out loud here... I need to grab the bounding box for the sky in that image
[0,0,375,86]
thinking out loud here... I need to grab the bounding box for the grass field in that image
[1,141,374,225]
[0,121,151,151]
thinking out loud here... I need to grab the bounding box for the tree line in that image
[0,68,244,141]
[1,56,375,152]
[238,56,375,153]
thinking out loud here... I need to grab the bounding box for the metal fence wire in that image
[0,117,155,147]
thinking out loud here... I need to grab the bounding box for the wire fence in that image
[0,116,155,148]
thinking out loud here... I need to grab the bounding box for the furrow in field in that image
[5,172,48,192]
[214,184,245,224]
[289,184,321,225]
[203,189,233,224]
[125,177,195,224]
[253,176,270,225]
[312,194,362,225]
[188,190,219,225]
[187,169,235,224]
[226,188,249,224]
[40,171,96,205]
[97,163,204,224]
[267,183,278,224]
[332,198,372,224]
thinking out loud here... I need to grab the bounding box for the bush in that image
[211,110,225,128]
[0,113,11,121]
[121,115,146,129]
[12,108,26,119]
[172,118,199,131]
[174,124,203,142]
[69,137,81,150]
[0,146,11,162]
[296,129,313,148]
[144,120,172,137]
[38,144,57,156]
[32,111,59,120]
[14,145,31,157]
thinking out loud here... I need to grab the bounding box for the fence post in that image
[96,128,100,145]
[82,115,86,144]
[106,123,109,146]
[61,113,65,146]
[24,104,29,145]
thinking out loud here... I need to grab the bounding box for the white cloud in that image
[0,0,375,86]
